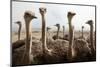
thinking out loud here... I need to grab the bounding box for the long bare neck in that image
[63,26,65,38]
[57,26,60,39]
[69,19,73,46]
[41,14,46,50]
[25,20,31,52]
[22,19,32,64]
[90,24,94,51]
[82,28,83,38]
[68,18,73,60]
[47,29,50,38]
[18,24,21,40]
[72,26,74,47]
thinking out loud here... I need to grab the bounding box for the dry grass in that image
[12,31,96,66]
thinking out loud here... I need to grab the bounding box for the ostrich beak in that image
[15,21,20,24]
[31,15,37,19]
[72,13,76,16]
[86,21,89,24]
[33,16,37,19]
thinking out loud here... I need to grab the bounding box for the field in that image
[12,31,90,42]
[12,31,96,66]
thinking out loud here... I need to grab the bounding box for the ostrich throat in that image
[25,20,32,52]
[41,14,47,50]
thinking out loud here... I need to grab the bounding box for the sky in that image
[12,1,95,32]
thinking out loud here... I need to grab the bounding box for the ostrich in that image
[15,21,22,40]
[12,21,25,50]
[67,12,76,60]
[38,8,70,63]
[86,20,95,54]
[67,12,91,61]
[55,23,60,39]
[39,7,52,56]
[52,23,61,40]
[53,24,69,41]
[77,26,85,39]
[22,11,37,64]
[62,25,69,41]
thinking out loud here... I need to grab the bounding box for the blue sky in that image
[12,1,95,32]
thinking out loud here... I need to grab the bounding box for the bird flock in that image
[12,7,96,66]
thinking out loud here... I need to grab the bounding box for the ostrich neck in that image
[41,14,47,50]
[90,24,93,41]
[25,20,32,52]
[90,24,94,51]
[68,18,73,59]
[18,24,21,40]
[63,27,65,38]
[68,19,73,46]
[82,28,83,38]
[57,26,60,39]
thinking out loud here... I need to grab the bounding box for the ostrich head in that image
[24,11,37,23]
[86,20,93,26]
[67,12,76,21]
[63,25,65,28]
[82,26,84,29]
[54,23,60,28]
[47,27,51,31]
[15,21,21,25]
[39,7,46,15]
